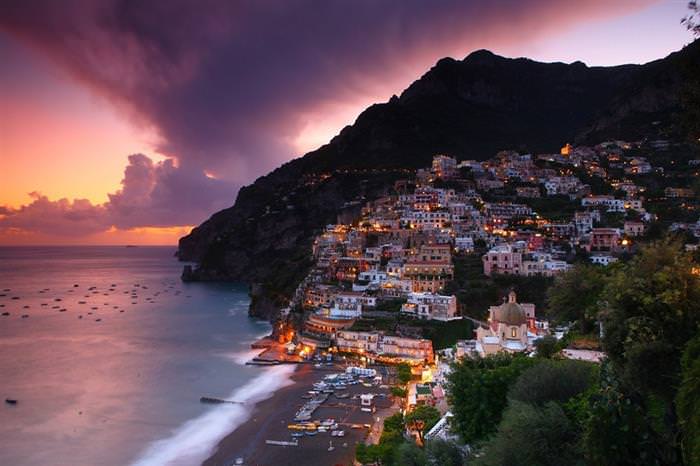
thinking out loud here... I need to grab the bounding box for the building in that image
[590,255,618,266]
[544,176,584,196]
[329,291,376,318]
[474,291,536,356]
[522,253,571,276]
[455,340,478,359]
[623,221,645,237]
[335,330,434,363]
[401,292,459,321]
[582,195,625,212]
[404,244,454,292]
[561,143,573,156]
[303,313,356,341]
[432,155,457,179]
[483,203,533,221]
[665,187,695,198]
[406,210,451,229]
[574,211,595,235]
[482,243,525,276]
[586,228,621,253]
[454,236,474,253]
[516,186,541,198]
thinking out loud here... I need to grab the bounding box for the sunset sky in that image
[0,0,695,245]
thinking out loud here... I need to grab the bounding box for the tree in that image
[475,401,582,466]
[397,363,412,385]
[533,335,559,358]
[677,333,700,465]
[425,439,466,466]
[508,359,597,407]
[446,354,536,442]
[405,405,441,443]
[394,442,427,466]
[600,239,700,401]
[584,362,675,466]
[546,263,609,333]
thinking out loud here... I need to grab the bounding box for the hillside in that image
[178,41,700,318]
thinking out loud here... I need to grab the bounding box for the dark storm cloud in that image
[0,0,651,236]
[0,0,650,181]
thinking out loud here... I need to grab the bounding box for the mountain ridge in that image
[178,40,700,318]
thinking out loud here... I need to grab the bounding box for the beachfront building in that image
[400,292,459,321]
[303,314,356,341]
[335,330,434,364]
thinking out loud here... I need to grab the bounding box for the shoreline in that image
[202,363,395,466]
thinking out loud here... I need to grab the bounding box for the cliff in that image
[178,41,700,319]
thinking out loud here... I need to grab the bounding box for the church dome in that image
[494,302,527,325]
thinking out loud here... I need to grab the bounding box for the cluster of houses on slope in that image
[473,142,663,272]
[284,142,678,365]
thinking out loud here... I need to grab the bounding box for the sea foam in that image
[129,364,296,466]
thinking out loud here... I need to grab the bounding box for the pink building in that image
[482,244,524,276]
[586,228,621,253]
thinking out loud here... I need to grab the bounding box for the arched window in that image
[511,327,517,338]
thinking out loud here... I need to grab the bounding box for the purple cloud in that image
[0,155,235,236]
[0,0,657,240]
[0,0,653,184]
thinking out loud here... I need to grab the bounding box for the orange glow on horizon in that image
[0,225,195,246]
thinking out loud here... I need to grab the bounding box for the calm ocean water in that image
[0,246,293,466]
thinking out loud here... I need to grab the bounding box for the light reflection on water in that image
[0,246,271,466]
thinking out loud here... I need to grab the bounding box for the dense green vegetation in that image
[447,254,553,320]
[443,240,700,465]
[446,354,538,442]
[356,412,407,465]
[356,408,465,466]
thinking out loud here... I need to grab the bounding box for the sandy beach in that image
[203,363,396,466]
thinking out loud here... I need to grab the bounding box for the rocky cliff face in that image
[178,41,700,320]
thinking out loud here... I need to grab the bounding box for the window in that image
[511,328,517,338]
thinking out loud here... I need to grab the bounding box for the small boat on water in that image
[5,399,18,405]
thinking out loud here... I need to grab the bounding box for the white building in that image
[432,155,458,179]
[590,255,618,266]
[400,292,459,321]
[455,236,474,253]
[329,292,376,318]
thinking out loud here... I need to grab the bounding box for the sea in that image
[0,246,295,466]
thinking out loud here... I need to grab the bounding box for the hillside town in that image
[243,139,700,463]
